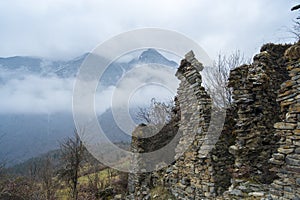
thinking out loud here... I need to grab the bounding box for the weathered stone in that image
[229,189,243,196]
[277,148,294,154]
[294,140,300,146]
[185,186,194,194]
[270,157,284,165]
[281,80,296,88]
[290,68,300,75]
[185,51,203,72]
[248,191,265,197]
[296,178,300,185]
[271,182,283,190]
[285,43,300,61]
[286,165,300,173]
[285,156,300,166]
[274,122,297,130]
[283,191,298,200]
[277,93,297,102]
[289,104,300,113]
[273,153,285,160]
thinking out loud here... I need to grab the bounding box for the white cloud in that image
[95,85,115,114]
[95,63,179,113]
[0,75,74,114]
[0,63,179,114]
[109,64,178,108]
[0,0,298,60]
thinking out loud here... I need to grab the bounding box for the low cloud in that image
[107,64,178,109]
[1,64,179,114]
[0,75,74,114]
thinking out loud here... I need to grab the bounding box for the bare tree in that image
[59,130,85,200]
[135,98,173,128]
[0,133,6,177]
[39,156,58,200]
[26,156,58,200]
[29,161,39,180]
[290,4,300,40]
[0,156,5,178]
[202,51,248,108]
[0,162,4,177]
[81,152,104,198]
[290,20,300,41]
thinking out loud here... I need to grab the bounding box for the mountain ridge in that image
[0,49,178,166]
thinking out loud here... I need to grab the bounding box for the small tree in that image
[39,156,58,200]
[0,162,4,177]
[0,158,5,178]
[82,152,104,198]
[202,51,248,108]
[59,130,85,200]
[0,133,6,177]
[290,4,300,41]
[135,98,173,128]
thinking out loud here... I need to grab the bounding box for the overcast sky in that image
[0,0,299,60]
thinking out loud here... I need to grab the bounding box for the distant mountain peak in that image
[70,52,89,62]
[0,49,178,82]
[139,48,162,59]
[136,48,177,67]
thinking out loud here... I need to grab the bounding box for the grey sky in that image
[0,0,298,60]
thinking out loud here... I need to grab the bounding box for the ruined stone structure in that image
[128,99,181,199]
[161,51,238,199]
[128,43,300,200]
[163,52,214,199]
[225,43,292,199]
[269,43,300,200]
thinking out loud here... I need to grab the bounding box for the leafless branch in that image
[59,130,85,200]
[291,4,300,11]
[135,98,173,127]
[202,51,248,108]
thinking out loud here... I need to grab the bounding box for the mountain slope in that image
[0,49,178,165]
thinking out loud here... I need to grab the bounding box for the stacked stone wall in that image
[269,43,300,200]
[127,43,300,200]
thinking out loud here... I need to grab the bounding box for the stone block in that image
[274,122,297,130]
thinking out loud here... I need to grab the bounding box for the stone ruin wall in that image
[163,52,214,199]
[127,96,181,199]
[128,42,300,200]
[269,43,300,200]
[161,51,237,199]
[225,43,292,199]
